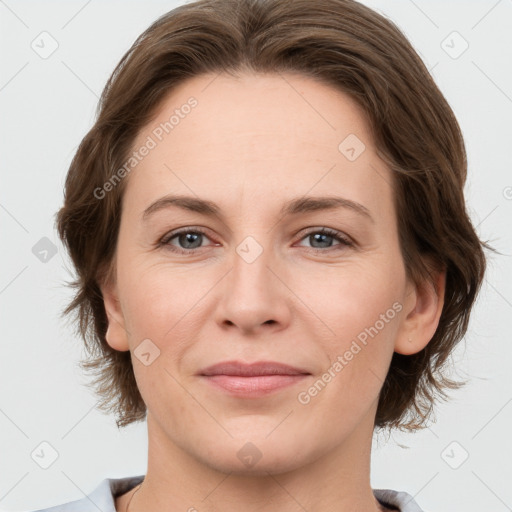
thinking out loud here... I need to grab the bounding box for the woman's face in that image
[103,71,425,474]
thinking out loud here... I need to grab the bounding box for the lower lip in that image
[200,374,310,397]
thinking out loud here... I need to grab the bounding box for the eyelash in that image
[158,227,354,255]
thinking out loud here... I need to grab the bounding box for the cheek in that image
[297,270,402,420]
[118,261,214,346]
[295,256,403,334]
[294,257,404,387]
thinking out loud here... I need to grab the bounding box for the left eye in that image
[159,227,352,254]
[296,228,353,251]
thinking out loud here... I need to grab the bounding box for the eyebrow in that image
[142,194,374,223]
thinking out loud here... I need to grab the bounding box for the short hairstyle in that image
[56,0,492,431]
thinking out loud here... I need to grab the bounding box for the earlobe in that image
[100,280,130,352]
[395,267,446,356]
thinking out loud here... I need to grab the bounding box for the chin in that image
[194,435,315,477]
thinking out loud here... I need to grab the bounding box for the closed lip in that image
[198,360,311,377]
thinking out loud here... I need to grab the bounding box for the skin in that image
[101,71,445,512]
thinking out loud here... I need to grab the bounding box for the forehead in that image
[133,71,372,155]
[125,71,391,217]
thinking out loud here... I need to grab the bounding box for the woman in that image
[35,0,490,510]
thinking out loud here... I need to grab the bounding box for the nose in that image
[214,238,292,335]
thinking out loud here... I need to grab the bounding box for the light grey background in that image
[1,1,511,511]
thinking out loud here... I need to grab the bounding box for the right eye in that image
[159,227,215,254]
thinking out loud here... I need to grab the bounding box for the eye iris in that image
[179,232,202,249]
[311,232,333,248]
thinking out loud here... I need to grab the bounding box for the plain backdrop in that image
[1,1,511,511]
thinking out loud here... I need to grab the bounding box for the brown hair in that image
[56,0,493,430]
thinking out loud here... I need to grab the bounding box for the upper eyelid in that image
[161,226,212,241]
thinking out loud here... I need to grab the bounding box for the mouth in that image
[198,360,311,397]
[199,360,310,377]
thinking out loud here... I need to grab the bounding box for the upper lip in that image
[199,360,310,377]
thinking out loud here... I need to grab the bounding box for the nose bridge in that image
[216,232,290,332]
[231,233,276,302]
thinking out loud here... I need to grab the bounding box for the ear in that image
[99,277,130,352]
[394,263,446,356]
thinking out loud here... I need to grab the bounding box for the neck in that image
[123,407,386,512]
